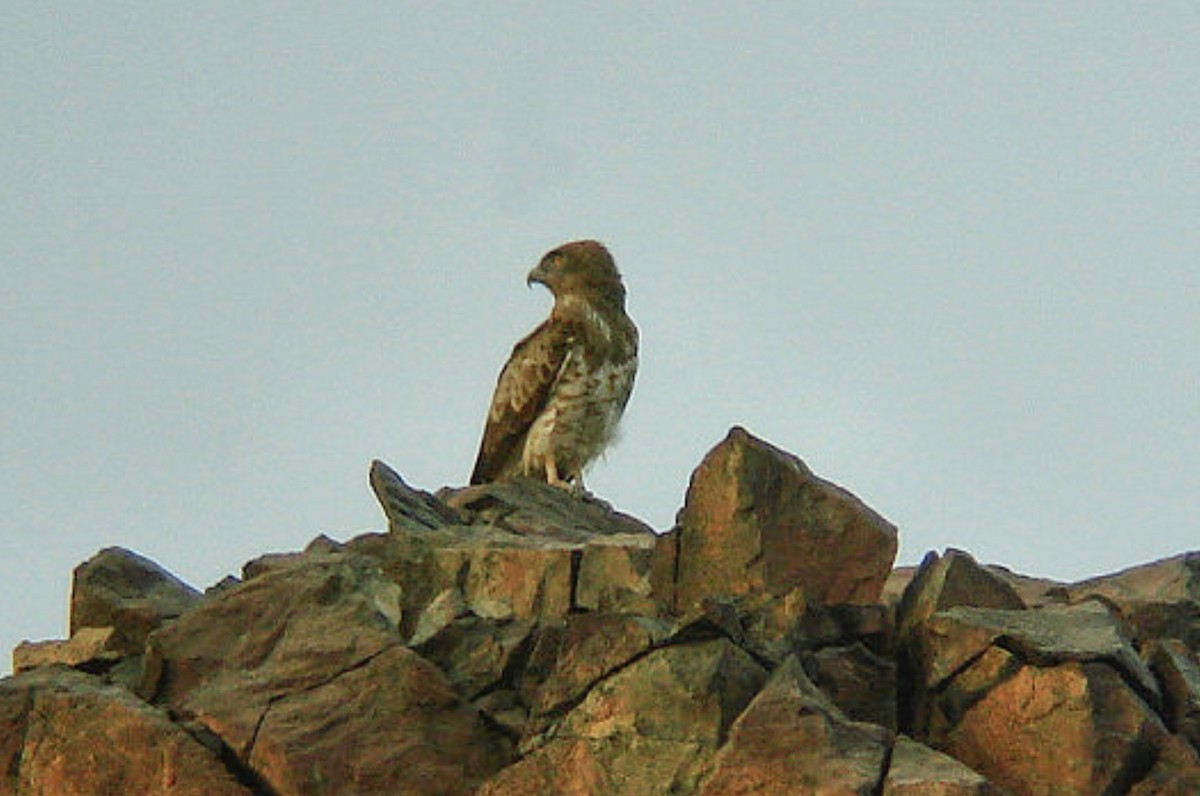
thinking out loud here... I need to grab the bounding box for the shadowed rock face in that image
[5,427,1200,795]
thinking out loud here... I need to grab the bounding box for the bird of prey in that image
[470,240,638,490]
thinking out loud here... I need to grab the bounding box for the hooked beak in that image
[526,263,548,288]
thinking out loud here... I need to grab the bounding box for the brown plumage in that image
[470,240,639,489]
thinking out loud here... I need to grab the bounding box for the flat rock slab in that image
[1067,552,1200,648]
[441,478,657,539]
[13,626,122,673]
[915,600,1158,703]
[883,736,1008,796]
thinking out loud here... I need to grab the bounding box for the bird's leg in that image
[570,475,593,499]
[544,455,569,489]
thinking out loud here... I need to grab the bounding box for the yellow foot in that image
[545,459,588,496]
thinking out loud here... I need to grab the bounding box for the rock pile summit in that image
[4,426,1199,794]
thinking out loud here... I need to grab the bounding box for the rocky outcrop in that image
[896,548,1200,795]
[4,426,1199,795]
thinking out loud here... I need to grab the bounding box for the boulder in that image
[69,546,202,655]
[0,666,252,796]
[983,564,1070,608]
[698,656,891,795]
[938,659,1177,796]
[673,426,897,612]
[882,566,918,607]
[463,534,576,621]
[142,552,507,795]
[354,477,662,637]
[892,548,1022,735]
[556,638,766,748]
[479,737,699,796]
[900,597,1200,795]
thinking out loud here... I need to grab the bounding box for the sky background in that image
[3,4,1198,675]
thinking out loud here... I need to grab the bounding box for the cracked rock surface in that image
[5,426,1200,795]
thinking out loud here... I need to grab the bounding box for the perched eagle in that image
[470,240,638,490]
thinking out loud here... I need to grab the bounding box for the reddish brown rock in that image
[698,656,891,796]
[525,612,671,723]
[356,523,577,632]
[896,548,1023,735]
[558,638,766,747]
[11,448,1200,795]
[70,546,202,655]
[673,427,897,612]
[487,639,767,795]
[728,588,809,664]
[480,737,700,796]
[463,537,575,620]
[882,566,917,607]
[246,645,507,795]
[939,660,1171,796]
[0,667,252,796]
[12,626,122,673]
[912,601,1158,703]
[143,553,507,795]
[576,533,659,614]
[882,736,1008,796]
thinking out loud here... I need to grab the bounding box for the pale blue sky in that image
[4,4,1198,673]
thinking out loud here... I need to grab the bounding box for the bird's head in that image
[527,240,625,305]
